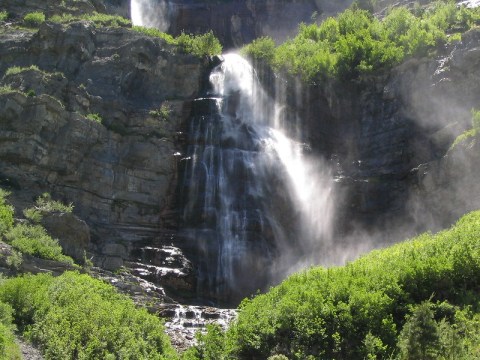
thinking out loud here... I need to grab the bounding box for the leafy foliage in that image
[5,65,41,77]
[0,272,177,359]
[189,210,480,359]
[242,1,480,81]
[23,12,45,27]
[449,108,480,151]
[0,300,21,360]
[131,26,222,57]
[49,12,131,28]
[149,103,171,121]
[23,193,73,223]
[85,113,103,124]
[0,11,8,22]
[0,190,13,237]
[4,224,74,265]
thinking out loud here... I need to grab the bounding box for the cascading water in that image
[181,54,335,304]
[130,0,170,30]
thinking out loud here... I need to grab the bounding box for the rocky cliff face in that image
[0,12,210,298]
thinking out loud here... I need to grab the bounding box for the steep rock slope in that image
[0,17,209,297]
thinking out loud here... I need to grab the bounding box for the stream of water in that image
[181,54,335,303]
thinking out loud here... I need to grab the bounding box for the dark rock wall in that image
[0,21,208,295]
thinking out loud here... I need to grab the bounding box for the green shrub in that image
[131,26,176,44]
[32,193,73,214]
[0,301,21,360]
[5,65,40,76]
[4,223,74,264]
[149,103,170,121]
[241,0,480,82]
[472,108,480,132]
[0,11,8,22]
[23,12,45,27]
[49,12,131,28]
[0,86,19,95]
[80,12,131,27]
[132,27,222,57]
[241,36,276,63]
[86,113,103,123]
[0,272,178,359]
[0,189,13,237]
[176,31,222,57]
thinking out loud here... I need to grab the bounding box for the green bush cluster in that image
[188,210,480,359]
[0,272,177,359]
[0,300,21,360]
[242,1,480,81]
[50,12,131,28]
[131,26,222,57]
[4,224,74,265]
[449,108,480,150]
[149,103,171,121]
[0,11,8,22]
[5,65,41,77]
[23,12,46,27]
[85,113,103,124]
[0,190,74,265]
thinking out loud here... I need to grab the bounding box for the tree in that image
[397,301,440,360]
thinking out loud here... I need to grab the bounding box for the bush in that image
[0,301,21,360]
[0,272,178,359]
[49,12,131,28]
[23,12,45,27]
[4,223,74,264]
[5,65,40,76]
[176,31,222,57]
[241,1,480,82]
[0,11,8,22]
[132,27,222,57]
[85,113,103,124]
[241,36,276,63]
[0,190,13,237]
[80,12,131,27]
[149,103,170,121]
[131,26,176,44]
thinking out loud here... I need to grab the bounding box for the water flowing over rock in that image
[179,54,335,304]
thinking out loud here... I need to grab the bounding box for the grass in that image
[5,65,41,77]
[4,224,74,265]
[23,12,45,27]
[85,113,103,123]
[49,12,131,28]
[0,272,178,359]
[131,26,222,57]
[0,11,8,22]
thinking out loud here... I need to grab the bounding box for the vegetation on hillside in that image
[242,1,480,82]
[0,191,75,266]
[0,272,177,359]
[132,26,222,57]
[184,210,480,359]
[450,108,480,150]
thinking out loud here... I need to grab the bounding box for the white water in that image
[130,0,170,30]
[214,53,335,256]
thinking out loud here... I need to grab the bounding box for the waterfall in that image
[130,0,170,31]
[181,54,335,304]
